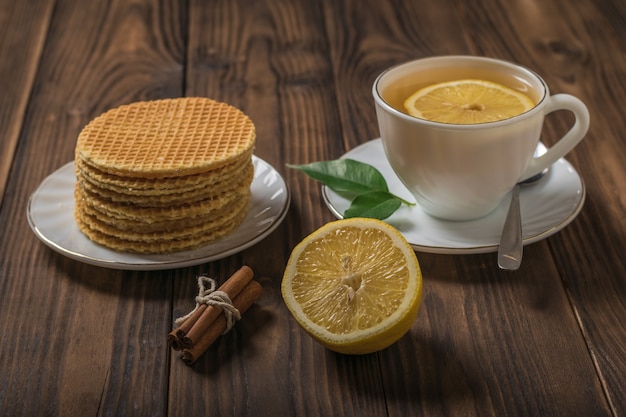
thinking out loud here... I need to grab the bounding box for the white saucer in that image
[322,138,585,254]
[27,156,290,270]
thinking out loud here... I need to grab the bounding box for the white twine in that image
[175,274,241,334]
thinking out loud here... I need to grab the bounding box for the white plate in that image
[27,157,290,270]
[322,138,585,254]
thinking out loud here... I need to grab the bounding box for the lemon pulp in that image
[282,218,423,354]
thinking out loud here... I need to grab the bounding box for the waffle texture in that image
[76,97,255,178]
[74,97,256,254]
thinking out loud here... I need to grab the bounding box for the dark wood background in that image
[1,0,624,415]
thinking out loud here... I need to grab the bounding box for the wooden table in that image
[1,0,624,415]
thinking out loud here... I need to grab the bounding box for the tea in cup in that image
[373,55,590,221]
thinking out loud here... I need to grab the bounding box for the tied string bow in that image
[175,274,241,334]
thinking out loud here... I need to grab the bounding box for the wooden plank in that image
[466,0,626,414]
[168,0,388,415]
[531,0,626,414]
[0,0,622,416]
[321,0,472,151]
[0,0,185,415]
[382,249,613,416]
[0,0,55,205]
[322,0,614,415]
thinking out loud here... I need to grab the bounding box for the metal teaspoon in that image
[497,167,549,271]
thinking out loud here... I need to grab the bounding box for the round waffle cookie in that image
[76,97,256,178]
[74,97,256,254]
[74,152,252,196]
[75,207,249,254]
[75,193,250,244]
[79,162,254,207]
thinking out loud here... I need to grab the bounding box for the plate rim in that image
[322,138,585,255]
[27,156,290,270]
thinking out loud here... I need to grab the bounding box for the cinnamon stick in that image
[168,265,254,350]
[181,280,263,365]
[168,302,210,349]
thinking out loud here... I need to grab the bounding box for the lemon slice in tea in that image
[404,79,534,124]
[281,218,423,354]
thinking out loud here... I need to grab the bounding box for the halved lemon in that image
[404,79,534,124]
[281,218,423,354]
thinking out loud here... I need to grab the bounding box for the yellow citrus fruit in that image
[404,79,534,124]
[281,218,423,354]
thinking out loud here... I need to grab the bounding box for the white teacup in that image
[373,55,590,221]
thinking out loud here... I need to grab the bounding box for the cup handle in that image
[520,94,590,181]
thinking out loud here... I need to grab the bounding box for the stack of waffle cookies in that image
[74,97,256,254]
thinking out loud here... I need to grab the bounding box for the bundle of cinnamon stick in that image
[168,265,262,365]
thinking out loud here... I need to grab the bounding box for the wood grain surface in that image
[0,0,624,416]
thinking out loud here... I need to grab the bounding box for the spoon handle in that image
[498,184,523,270]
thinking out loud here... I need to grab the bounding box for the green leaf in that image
[344,191,402,220]
[287,159,388,195]
[288,157,415,220]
